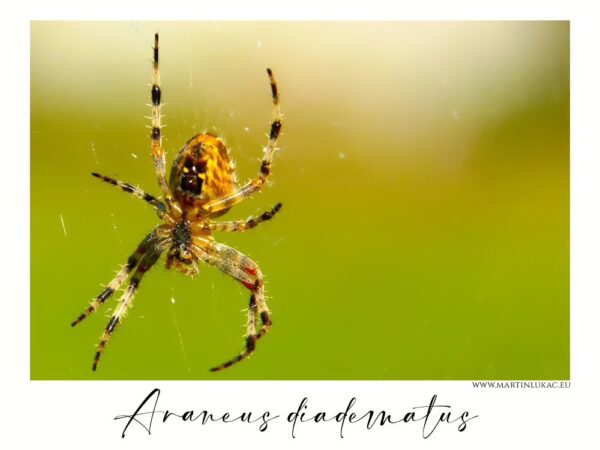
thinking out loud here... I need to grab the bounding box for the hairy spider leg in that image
[91,172,166,218]
[191,241,272,371]
[201,68,283,215]
[71,230,162,327]
[208,203,282,232]
[93,245,165,371]
[150,33,178,213]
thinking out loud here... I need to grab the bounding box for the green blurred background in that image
[31,21,569,380]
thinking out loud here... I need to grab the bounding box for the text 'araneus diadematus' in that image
[72,34,283,372]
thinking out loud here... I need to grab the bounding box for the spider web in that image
[170,290,191,372]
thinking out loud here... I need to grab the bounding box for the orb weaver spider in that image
[72,33,283,372]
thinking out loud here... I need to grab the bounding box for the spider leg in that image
[71,229,162,327]
[192,241,272,371]
[92,245,164,371]
[150,33,178,213]
[208,203,282,233]
[91,172,166,217]
[200,68,282,215]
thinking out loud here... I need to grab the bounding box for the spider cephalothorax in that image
[165,219,196,274]
[72,33,283,372]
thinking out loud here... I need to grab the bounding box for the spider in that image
[71,33,283,372]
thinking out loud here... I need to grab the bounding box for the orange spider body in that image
[170,134,237,218]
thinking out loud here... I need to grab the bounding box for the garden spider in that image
[72,33,283,372]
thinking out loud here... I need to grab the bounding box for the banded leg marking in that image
[201,68,283,214]
[192,241,272,371]
[92,247,163,371]
[91,172,166,217]
[71,230,159,327]
[150,33,177,211]
[208,203,282,233]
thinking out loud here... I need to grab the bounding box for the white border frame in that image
[3,1,599,447]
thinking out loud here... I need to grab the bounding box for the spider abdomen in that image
[169,134,237,216]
